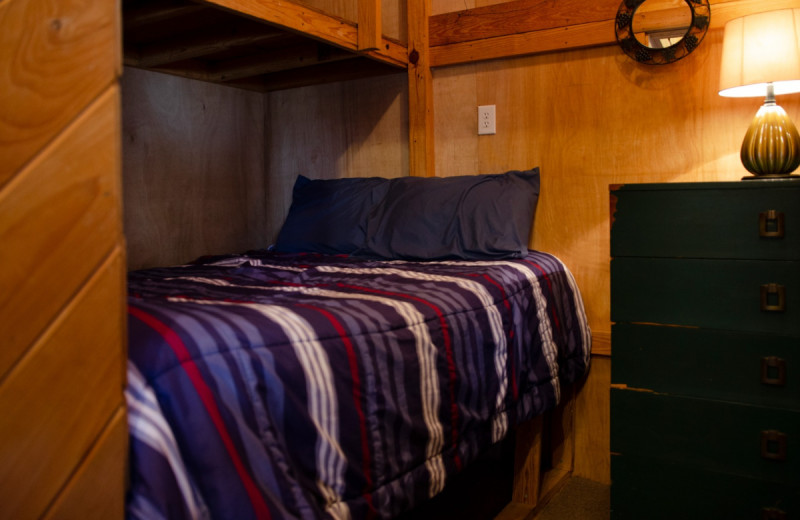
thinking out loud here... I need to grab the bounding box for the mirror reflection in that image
[633,0,693,49]
[615,0,709,65]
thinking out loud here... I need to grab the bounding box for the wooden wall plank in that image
[43,407,128,520]
[0,0,118,189]
[0,248,125,519]
[429,0,619,47]
[121,67,267,269]
[0,87,122,378]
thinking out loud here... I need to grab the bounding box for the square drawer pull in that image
[761,507,787,520]
[760,284,786,312]
[760,430,788,461]
[761,357,787,386]
[759,210,785,238]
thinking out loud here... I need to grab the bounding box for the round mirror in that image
[616,0,710,64]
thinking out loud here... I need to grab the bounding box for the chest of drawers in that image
[610,180,800,519]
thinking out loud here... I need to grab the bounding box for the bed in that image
[124,169,591,519]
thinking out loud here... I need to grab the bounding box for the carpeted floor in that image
[533,477,610,520]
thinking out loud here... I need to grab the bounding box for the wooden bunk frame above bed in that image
[122,0,409,91]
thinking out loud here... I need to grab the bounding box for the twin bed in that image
[124,170,591,519]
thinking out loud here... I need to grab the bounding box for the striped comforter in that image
[125,250,591,520]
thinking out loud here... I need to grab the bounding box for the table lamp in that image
[718,9,800,178]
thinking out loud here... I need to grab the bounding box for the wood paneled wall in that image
[264,72,409,241]
[0,0,126,516]
[122,67,267,270]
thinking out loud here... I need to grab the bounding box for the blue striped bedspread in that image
[125,250,591,520]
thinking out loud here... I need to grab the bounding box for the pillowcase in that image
[357,168,540,260]
[274,175,390,254]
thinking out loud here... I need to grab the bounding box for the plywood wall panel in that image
[122,67,267,269]
[43,407,128,520]
[0,87,122,379]
[265,73,408,242]
[0,0,118,189]
[0,249,125,520]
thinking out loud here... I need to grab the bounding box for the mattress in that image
[125,250,591,519]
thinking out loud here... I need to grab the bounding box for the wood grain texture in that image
[429,0,619,47]
[408,0,435,177]
[573,356,610,484]
[294,0,407,41]
[358,0,381,50]
[265,72,408,242]
[196,0,407,67]
[512,415,543,506]
[122,67,267,269]
[0,0,118,189]
[0,87,122,378]
[0,249,125,520]
[43,406,128,520]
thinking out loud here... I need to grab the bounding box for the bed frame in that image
[2,0,609,517]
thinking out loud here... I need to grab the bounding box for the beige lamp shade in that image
[719,9,800,98]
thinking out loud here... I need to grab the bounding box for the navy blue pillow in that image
[358,168,540,260]
[274,175,390,254]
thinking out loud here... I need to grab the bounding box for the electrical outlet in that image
[478,105,496,135]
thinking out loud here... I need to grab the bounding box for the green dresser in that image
[610,180,800,519]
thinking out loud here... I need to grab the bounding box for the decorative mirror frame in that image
[615,0,711,64]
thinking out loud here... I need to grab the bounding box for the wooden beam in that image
[431,19,613,68]
[126,21,287,68]
[429,0,619,47]
[358,0,381,51]
[225,57,401,92]
[195,0,407,68]
[209,44,354,82]
[407,0,435,178]
[123,0,206,30]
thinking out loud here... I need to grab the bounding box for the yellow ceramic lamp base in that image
[740,102,800,177]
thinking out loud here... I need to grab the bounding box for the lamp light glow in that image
[718,9,800,177]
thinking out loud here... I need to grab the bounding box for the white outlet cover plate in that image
[478,105,496,135]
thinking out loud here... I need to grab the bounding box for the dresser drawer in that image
[611,455,799,520]
[612,323,799,411]
[611,180,800,260]
[611,257,799,336]
[611,390,800,485]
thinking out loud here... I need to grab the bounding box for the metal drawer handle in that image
[761,508,787,520]
[759,210,785,238]
[761,357,787,386]
[761,430,788,461]
[760,284,786,312]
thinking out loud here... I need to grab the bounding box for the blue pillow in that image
[357,168,540,260]
[274,175,390,254]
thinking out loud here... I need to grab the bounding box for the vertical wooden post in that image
[357,0,381,51]
[407,0,435,177]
